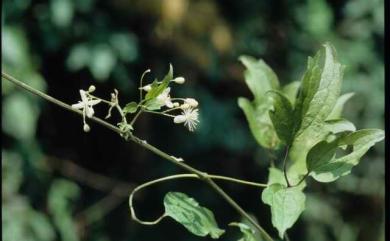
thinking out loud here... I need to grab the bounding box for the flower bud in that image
[173,102,180,107]
[88,85,96,92]
[142,84,152,92]
[185,98,198,107]
[83,124,91,132]
[171,77,185,84]
[180,103,190,109]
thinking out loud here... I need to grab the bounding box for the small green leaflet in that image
[268,90,295,145]
[237,55,281,150]
[123,102,138,114]
[145,64,173,100]
[261,184,305,239]
[306,129,384,182]
[229,222,258,241]
[163,192,225,239]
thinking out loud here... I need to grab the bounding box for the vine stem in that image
[2,71,274,241]
[129,174,266,225]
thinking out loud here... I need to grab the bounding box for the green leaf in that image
[267,167,306,190]
[324,118,356,134]
[261,184,306,239]
[123,102,138,114]
[229,222,258,241]
[327,92,355,119]
[239,56,279,102]
[145,64,173,100]
[238,97,280,149]
[307,129,384,182]
[164,192,225,239]
[282,81,300,105]
[268,90,295,145]
[238,55,282,150]
[289,42,345,176]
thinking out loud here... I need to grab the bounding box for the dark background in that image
[2,0,385,241]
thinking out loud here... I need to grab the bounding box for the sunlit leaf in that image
[289,42,344,176]
[307,129,384,182]
[261,184,305,238]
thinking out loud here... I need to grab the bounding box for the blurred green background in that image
[2,0,384,241]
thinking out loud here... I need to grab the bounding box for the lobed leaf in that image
[307,129,384,182]
[238,55,281,150]
[163,192,225,239]
[261,184,306,238]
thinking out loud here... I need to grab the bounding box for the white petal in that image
[88,99,101,106]
[85,106,94,118]
[185,98,198,107]
[174,115,186,123]
[165,100,174,108]
[80,90,88,102]
[71,102,84,109]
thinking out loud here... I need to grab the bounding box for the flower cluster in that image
[140,74,200,132]
[71,65,200,134]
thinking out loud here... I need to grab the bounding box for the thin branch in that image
[2,71,274,241]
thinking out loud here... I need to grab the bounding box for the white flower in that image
[72,90,101,118]
[184,98,198,107]
[72,90,101,131]
[171,77,185,84]
[173,108,199,131]
[156,87,174,108]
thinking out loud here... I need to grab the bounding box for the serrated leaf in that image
[164,192,225,239]
[123,102,138,114]
[229,222,258,241]
[239,56,279,102]
[282,81,300,105]
[145,64,173,100]
[324,118,356,134]
[238,97,280,149]
[327,92,354,119]
[289,43,345,176]
[268,90,295,145]
[307,129,384,182]
[261,184,305,238]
